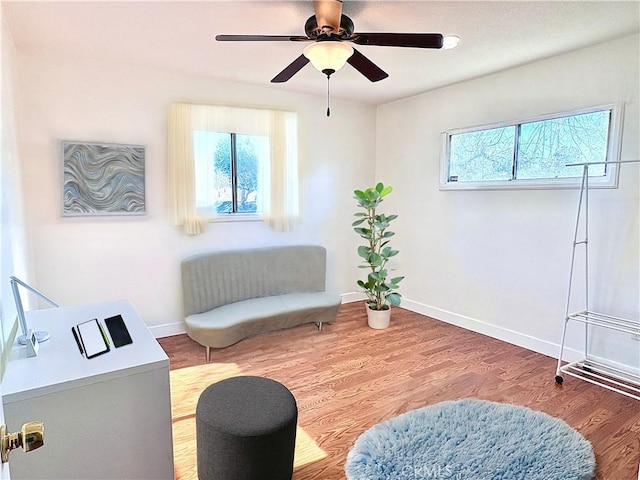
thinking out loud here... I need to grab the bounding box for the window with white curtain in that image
[168,103,299,235]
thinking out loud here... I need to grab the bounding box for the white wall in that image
[376,34,640,370]
[14,51,375,335]
[1,11,30,375]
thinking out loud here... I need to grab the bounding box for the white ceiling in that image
[3,1,639,105]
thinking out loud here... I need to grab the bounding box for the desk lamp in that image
[9,276,59,344]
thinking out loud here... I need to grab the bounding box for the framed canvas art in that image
[62,141,146,216]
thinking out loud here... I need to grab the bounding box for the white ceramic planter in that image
[366,305,391,329]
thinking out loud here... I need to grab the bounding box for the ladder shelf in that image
[554,161,640,401]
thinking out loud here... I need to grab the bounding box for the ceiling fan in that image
[215,0,459,84]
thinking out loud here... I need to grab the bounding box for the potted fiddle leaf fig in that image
[353,182,404,329]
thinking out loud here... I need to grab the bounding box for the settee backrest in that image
[181,245,328,316]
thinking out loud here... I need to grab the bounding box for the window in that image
[194,132,268,216]
[168,103,299,234]
[441,105,622,190]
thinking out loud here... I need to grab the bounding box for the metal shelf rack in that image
[554,160,640,401]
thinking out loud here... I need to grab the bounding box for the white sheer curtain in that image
[167,102,299,234]
[167,103,204,235]
[259,109,299,231]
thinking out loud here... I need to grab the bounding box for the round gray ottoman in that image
[196,376,298,480]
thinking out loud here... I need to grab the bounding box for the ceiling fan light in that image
[443,35,460,49]
[303,41,354,73]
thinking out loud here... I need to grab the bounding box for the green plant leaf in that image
[386,214,398,222]
[386,292,401,306]
[352,218,366,227]
[374,221,389,231]
[354,190,365,199]
[382,231,395,238]
[369,272,381,282]
[357,246,370,258]
[369,269,387,282]
[390,276,404,284]
[369,253,382,267]
[380,185,393,197]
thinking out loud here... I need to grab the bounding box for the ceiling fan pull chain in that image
[326,73,331,117]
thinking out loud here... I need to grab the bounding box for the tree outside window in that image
[444,107,615,189]
[194,131,267,215]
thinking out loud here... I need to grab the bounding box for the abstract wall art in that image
[62,141,146,216]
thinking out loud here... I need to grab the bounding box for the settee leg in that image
[316,322,322,332]
[206,346,211,363]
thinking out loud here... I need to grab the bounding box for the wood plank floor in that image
[158,303,640,480]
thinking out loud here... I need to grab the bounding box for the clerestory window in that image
[440,105,622,190]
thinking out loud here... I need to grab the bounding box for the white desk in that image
[2,300,174,479]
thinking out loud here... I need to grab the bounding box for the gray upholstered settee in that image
[181,245,341,361]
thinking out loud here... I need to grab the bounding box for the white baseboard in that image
[150,321,186,338]
[402,298,640,376]
[400,298,583,363]
[341,292,367,304]
[342,293,562,360]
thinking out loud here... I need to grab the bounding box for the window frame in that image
[439,104,624,191]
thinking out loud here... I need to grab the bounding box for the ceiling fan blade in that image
[313,0,343,33]
[350,33,444,49]
[271,54,310,83]
[347,48,388,82]
[215,35,311,42]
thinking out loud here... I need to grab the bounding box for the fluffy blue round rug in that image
[345,398,595,480]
